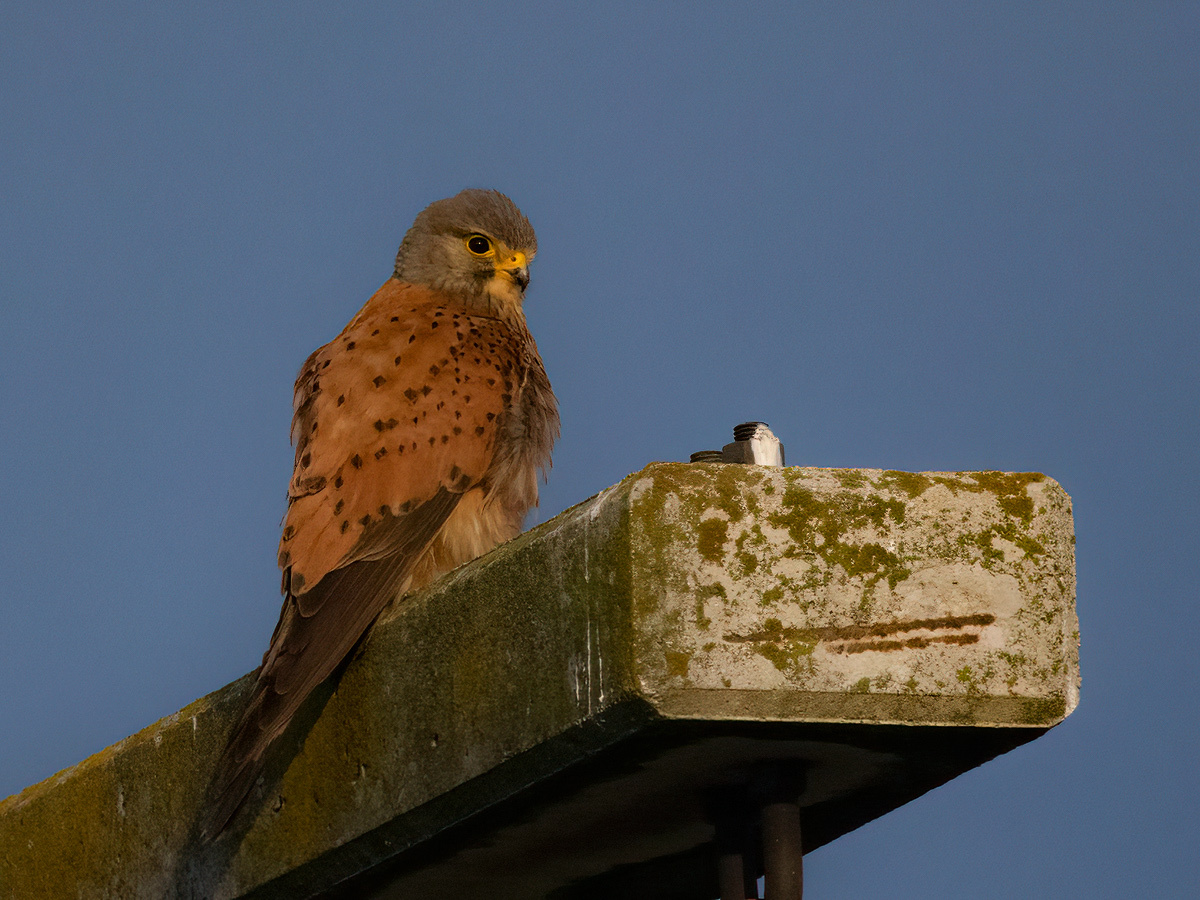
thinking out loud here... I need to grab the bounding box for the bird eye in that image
[466,235,492,256]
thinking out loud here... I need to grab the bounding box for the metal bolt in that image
[724,422,785,467]
[691,422,785,467]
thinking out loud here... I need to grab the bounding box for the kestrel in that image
[199,189,558,840]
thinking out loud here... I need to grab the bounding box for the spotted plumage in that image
[199,189,557,841]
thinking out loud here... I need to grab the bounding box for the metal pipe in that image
[718,848,749,900]
[761,799,803,899]
[711,786,757,899]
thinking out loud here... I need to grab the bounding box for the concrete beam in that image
[0,463,1078,899]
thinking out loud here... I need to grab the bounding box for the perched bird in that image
[198,189,558,841]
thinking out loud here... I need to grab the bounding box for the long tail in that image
[197,490,459,842]
[196,591,336,842]
[196,561,406,841]
[197,678,281,842]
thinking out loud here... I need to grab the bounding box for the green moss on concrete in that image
[825,541,911,589]
[733,525,768,577]
[995,650,1029,689]
[735,550,759,576]
[696,518,729,562]
[956,666,978,694]
[1020,696,1068,725]
[1009,531,1046,558]
[878,470,934,498]
[958,516,1047,569]
[746,617,818,677]
[629,464,1074,718]
[664,650,693,679]
[962,529,1006,566]
[633,467,940,625]
[771,484,908,542]
[834,470,869,489]
[751,639,817,677]
[760,585,784,607]
[765,481,912,607]
[933,472,1046,525]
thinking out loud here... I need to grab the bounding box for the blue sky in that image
[2,3,1197,897]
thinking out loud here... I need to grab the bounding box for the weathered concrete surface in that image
[0,463,1078,899]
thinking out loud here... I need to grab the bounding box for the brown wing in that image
[281,279,512,592]
[199,279,522,840]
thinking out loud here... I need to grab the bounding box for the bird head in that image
[394,189,537,315]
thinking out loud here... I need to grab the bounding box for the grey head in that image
[393,189,537,310]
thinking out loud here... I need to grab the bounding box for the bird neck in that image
[479,280,528,323]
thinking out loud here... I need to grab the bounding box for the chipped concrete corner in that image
[626,464,1078,726]
[0,463,1078,899]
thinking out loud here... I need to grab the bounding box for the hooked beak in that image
[499,250,530,291]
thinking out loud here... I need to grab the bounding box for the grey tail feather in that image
[196,689,272,843]
[197,756,263,844]
[196,489,463,843]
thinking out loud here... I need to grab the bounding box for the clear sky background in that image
[2,3,1197,897]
